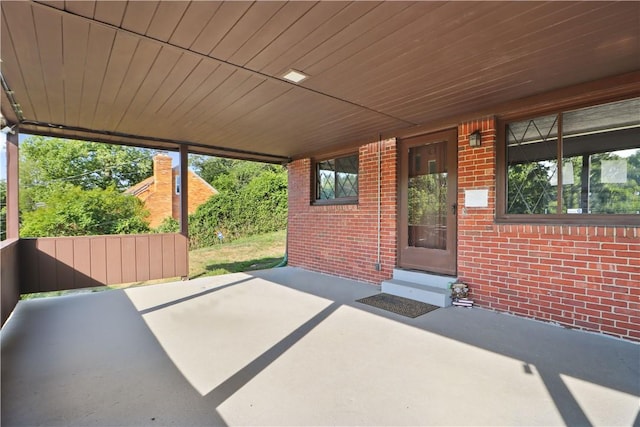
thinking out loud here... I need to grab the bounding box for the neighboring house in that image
[125,153,217,228]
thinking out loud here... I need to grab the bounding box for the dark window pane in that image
[588,149,640,214]
[504,97,640,217]
[335,155,358,198]
[506,114,559,214]
[408,142,447,249]
[315,154,358,202]
[317,160,335,200]
[562,98,640,215]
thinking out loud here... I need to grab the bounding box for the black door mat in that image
[356,293,439,318]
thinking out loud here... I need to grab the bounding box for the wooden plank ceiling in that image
[1,1,639,162]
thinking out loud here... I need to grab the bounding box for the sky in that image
[0,132,32,179]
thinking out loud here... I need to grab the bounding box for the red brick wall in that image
[287,120,638,340]
[145,154,174,228]
[171,168,218,220]
[288,139,397,284]
[134,155,217,228]
[457,118,640,341]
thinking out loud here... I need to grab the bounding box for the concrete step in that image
[392,269,456,289]
[381,279,452,307]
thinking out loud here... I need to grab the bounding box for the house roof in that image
[1,1,639,162]
[124,176,154,196]
[124,167,217,196]
[172,166,218,195]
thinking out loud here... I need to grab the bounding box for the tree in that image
[17,136,154,237]
[189,169,287,248]
[507,161,556,214]
[588,151,640,214]
[189,156,237,186]
[20,136,153,210]
[507,151,640,214]
[237,170,288,235]
[154,216,180,233]
[190,155,281,192]
[187,155,288,248]
[20,184,149,237]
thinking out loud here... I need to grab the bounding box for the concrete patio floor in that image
[2,267,638,426]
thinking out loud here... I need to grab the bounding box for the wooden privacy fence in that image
[20,233,189,294]
[1,239,21,325]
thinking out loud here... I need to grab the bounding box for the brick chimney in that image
[153,153,173,192]
[151,153,173,224]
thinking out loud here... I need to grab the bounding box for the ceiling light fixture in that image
[282,69,308,84]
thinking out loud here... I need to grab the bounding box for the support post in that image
[6,128,19,239]
[179,145,189,237]
[179,145,189,280]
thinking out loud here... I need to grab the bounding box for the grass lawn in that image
[189,229,286,278]
[21,230,287,299]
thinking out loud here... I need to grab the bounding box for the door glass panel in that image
[408,141,447,249]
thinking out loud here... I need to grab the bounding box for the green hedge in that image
[189,170,287,249]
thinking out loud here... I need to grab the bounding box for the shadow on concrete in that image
[190,256,284,279]
[138,277,254,315]
[249,268,640,427]
[2,267,638,426]
[204,303,341,407]
[1,288,230,426]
